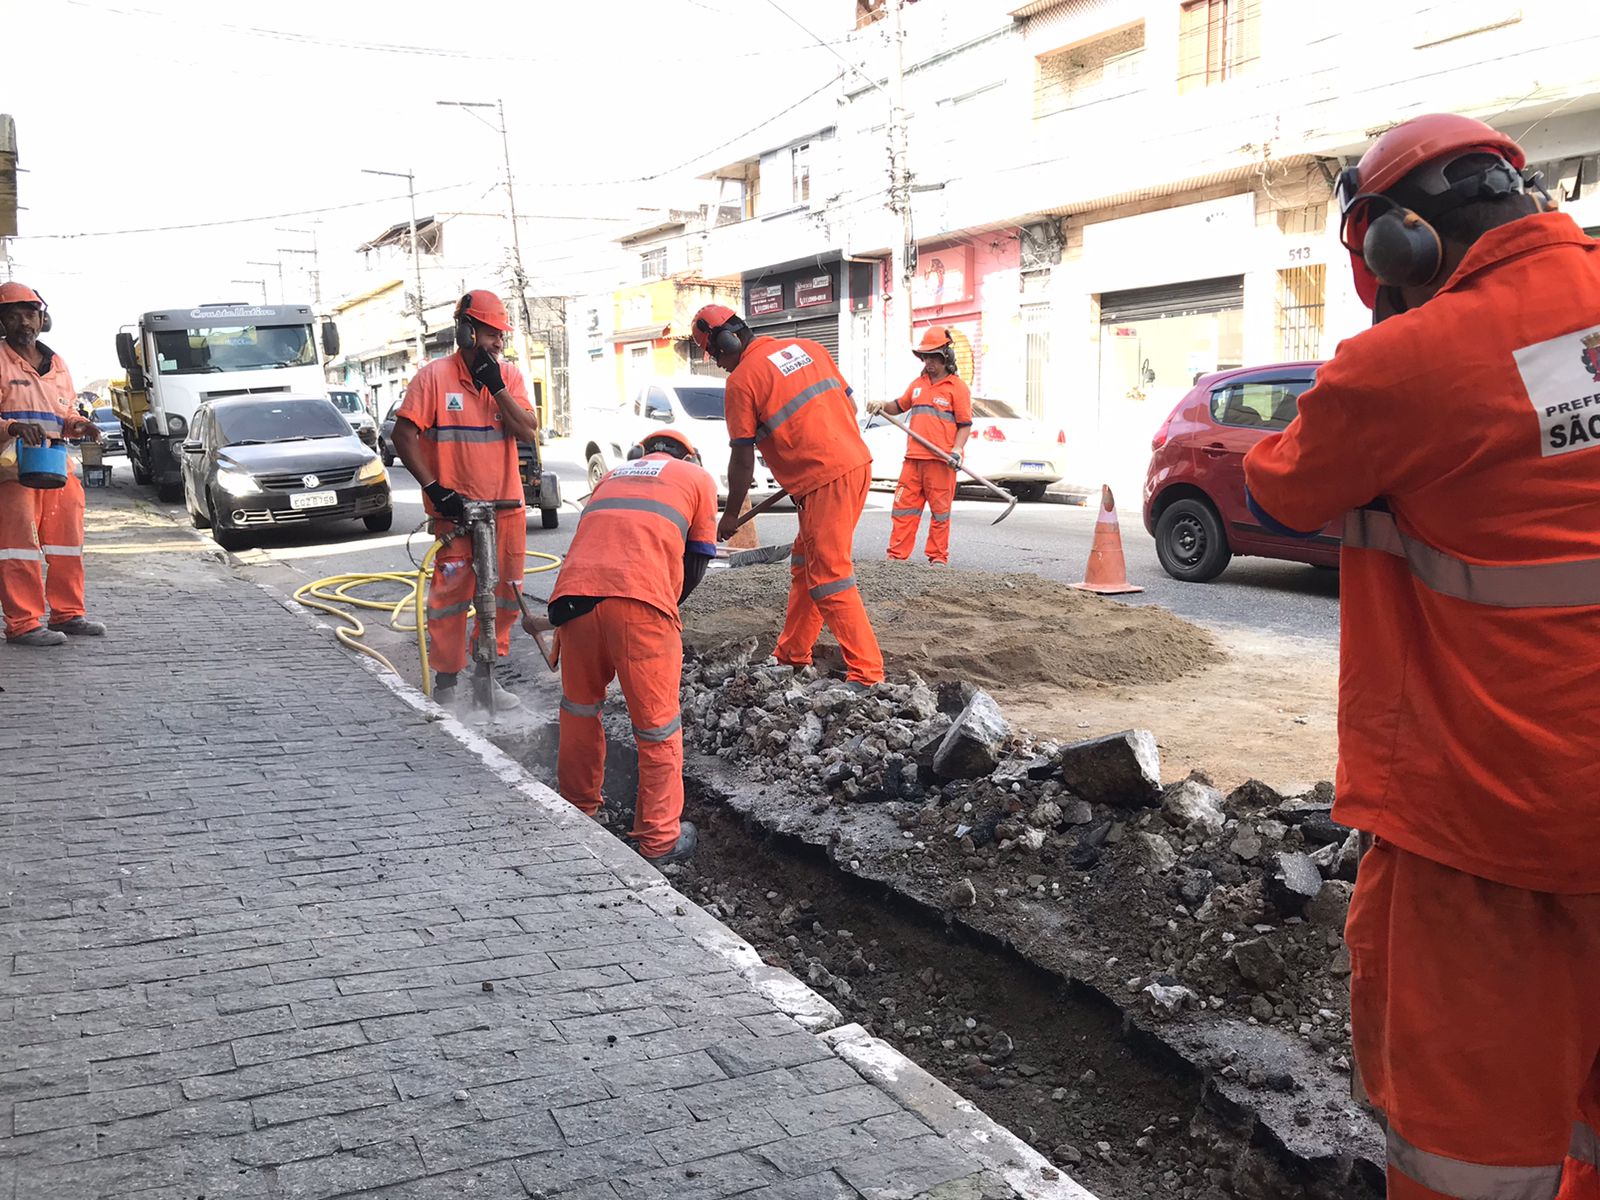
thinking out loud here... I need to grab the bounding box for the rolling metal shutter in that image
[751,315,840,361]
[1100,275,1244,323]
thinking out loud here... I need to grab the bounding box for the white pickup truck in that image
[575,375,781,504]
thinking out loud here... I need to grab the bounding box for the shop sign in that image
[795,275,834,308]
[749,283,784,316]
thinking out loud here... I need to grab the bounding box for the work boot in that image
[842,680,874,696]
[433,671,460,709]
[642,821,698,867]
[49,617,106,637]
[5,626,67,648]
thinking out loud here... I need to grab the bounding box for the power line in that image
[760,0,890,98]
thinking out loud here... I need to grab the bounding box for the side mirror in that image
[647,408,672,423]
[181,440,203,455]
[321,321,340,358]
[115,331,137,371]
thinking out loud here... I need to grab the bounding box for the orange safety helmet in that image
[456,289,512,333]
[631,428,700,463]
[914,326,953,355]
[1335,114,1527,309]
[691,304,739,354]
[0,282,45,307]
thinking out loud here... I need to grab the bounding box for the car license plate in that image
[1020,461,1046,471]
[290,490,337,511]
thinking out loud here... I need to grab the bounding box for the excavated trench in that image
[495,718,1384,1200]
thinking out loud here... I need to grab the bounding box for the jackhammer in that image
[444,499,521,716]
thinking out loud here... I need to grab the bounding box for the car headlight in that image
[357,457,387,484]
[215,465,259,496]
[166,414,188,437]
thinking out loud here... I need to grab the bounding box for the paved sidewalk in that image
[0,494,1086,1200]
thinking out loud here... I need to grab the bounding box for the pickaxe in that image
[876,411,1018,524]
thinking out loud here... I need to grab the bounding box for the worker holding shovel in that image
[867,326,972,566]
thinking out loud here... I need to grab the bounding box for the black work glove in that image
[469,351,506,396]
[424,481,466,521]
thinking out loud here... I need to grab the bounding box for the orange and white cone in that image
[1070,485,1142,595]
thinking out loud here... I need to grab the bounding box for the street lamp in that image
[230,278,268,304]
[362,167,427,367]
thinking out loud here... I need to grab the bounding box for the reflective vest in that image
[0,342,78,484]
[551,453,718,625]
[724,335,871,497]
[890,371,972,460]
[395,351,532,510]
[1244,212,1600,894]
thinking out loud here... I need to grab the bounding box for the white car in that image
[862,395,1065,501]
[577,376,782,504]
[328,388,378,450]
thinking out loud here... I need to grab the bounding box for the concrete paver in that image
[0,493,1086,1199]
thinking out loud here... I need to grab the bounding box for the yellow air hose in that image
[294,537,562,696]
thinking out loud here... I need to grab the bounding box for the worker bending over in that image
[1244,113,1600,1199]
[696,304,884,688]
[392,290,539,708]
[0,282,106,647]
[867,326,972,565]
[539,429,715,865]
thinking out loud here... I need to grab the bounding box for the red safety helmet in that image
[690,304,738,354]
[0,282,45,307]
[633,428,700,463]
[1336,114,1526,309]
[457,289,512,333]
[914,326,953,354]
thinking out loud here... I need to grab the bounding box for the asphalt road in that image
[123,438,1340,648]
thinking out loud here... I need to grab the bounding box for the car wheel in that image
[188,485,210,529]
[1010,482,1048,502]
[156,480,183,504]
[209,495,249,552]
[541,506,559,530]
[381,446,394,467]
[131,454,151,485]
[364,508,394,533]
[1154,497,1232,582]
[586,452,606,491]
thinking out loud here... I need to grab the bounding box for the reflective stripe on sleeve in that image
[40,544,83,557]
[1345,508,1600,609]
[1386,1125,1563,1200]
[1572,1122,1600,1169]
[424,426,505,443]
[810,574,857,601]
[903,404,957,424]
[755,377,842,441]
[426,599,474,621]
[0,547,43,562]
[580,496,689,538]
[633,714,682,743]
[560,696,603,718]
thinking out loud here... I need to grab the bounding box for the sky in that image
[1,0,856,382]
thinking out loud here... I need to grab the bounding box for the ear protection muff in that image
[454,294,475,352]
[34,291,51,334]
[1362,202,1445,290]
[696,315,744,359]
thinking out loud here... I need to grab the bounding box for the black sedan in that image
[181,394,393,551]
[91,406,125,454]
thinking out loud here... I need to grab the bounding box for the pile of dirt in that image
[684,560,1223,692]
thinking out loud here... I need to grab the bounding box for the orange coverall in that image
[884,370,971,564]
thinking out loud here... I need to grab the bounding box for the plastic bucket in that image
[17,440,68,490]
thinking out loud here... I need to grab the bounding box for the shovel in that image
[876,411,1018,525]
[713,542,793,569]
[514,590,560,671]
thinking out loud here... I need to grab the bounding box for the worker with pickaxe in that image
[867,326,972,565]
[696,304,884,690]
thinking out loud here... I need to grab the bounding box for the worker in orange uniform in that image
[1244,114,1600,1199]
[696,304,884,689]
[0,283,106,647]
[538,428,716,864]
[392,290,539,709]
[867,326,972,565]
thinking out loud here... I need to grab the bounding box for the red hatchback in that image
[1142,361,1341,582]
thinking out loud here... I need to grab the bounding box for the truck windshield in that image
[328,392,362,415]
[153,324,317,375]
[676,387,725,420]
[215,399,352,445]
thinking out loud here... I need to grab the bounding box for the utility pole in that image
[276,225,321,306]
[363,168,427,368]
[247,258,285,304]
[887,0,915,353]
[230,278,268,305]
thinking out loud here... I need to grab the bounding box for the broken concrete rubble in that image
[932,690,1011,779]
[1267,851,1325,915]
[1162,777,1226,835]
[1056,729,1162,808]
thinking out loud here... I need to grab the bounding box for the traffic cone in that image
[1070,485,1143,595]
[725,495,759,550]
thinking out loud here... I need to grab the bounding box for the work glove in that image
[864,397,889,416]
[423,480,466,521]
[947,451,962,469]
[469,351,506,397]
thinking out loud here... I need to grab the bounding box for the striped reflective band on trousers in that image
[0,548,43,562]
[424,426,504,443]
[580,496,689,538]
[1385,1123,1586,1200]
[890,508,922,519]
[633,715,682,743]
[902,404,956,424]
[1573,1121,1600,1169]
[810,574,857,601]
[40,545,82,556]
[561,696,602,718]
[791,553,807,568]
[755,377,842,441]
[426,598,475,621]
[929,511,950,523]
[1345,509,1600,608]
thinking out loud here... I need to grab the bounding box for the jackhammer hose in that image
[293,542,562,696]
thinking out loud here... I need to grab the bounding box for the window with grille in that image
[640,248,667,280]
[1277,266,1326,361]
[1178,0,1260,91]
[1022,305,1052,419]
[1276,203,1328,236]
